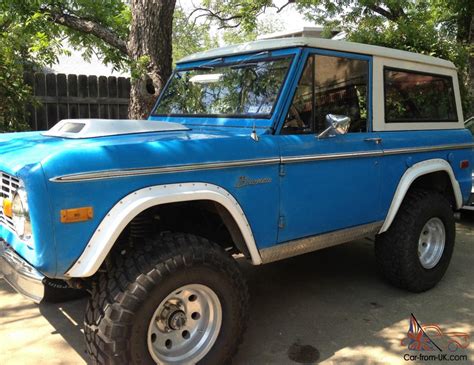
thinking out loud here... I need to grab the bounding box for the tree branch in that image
[276,0,296,14]
[188,3,272,29]
[366,4,397,21]
[41,8,128,55]
[188,7,243,24]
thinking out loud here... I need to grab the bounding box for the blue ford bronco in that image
[1,37,473,364]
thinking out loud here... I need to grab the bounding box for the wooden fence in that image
[24,72,131,130]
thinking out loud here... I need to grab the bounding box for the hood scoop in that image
[43,119,189,139]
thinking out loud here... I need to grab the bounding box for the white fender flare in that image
[65,183,261,277]
[379,159,463,234]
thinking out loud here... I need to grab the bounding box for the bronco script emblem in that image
[235,176,272,188]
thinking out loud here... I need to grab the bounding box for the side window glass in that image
[314,55,369,134]
[282,56,314,134]
[384,68,457,123]
[282,54,369,134]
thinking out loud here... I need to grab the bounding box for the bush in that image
[0,52,33,132]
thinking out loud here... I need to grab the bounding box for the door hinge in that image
[278,215,286,229]
[279,164,286,177]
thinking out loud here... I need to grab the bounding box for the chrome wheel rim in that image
[147,284,222,364]
[418,217,446,269]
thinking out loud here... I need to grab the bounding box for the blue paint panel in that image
[46,162,281,274]
[0,159,57,275]
[278,133,383,242]
[275,49,381,242]
[0,128,281,276]
[0,44,472,280]
[378,129,473,212]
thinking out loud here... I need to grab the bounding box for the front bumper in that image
[0,239,44,303]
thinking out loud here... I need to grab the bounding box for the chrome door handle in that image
[364,137,382,144]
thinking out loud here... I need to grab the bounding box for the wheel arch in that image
[65,182,261,278]
[379,158,462,234]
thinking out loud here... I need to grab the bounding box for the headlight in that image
[11,188,32,241]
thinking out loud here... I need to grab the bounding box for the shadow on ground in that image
[1,214,473,364]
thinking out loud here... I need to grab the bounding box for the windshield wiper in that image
[229,51,271,69]
[230,62,259,70]
[196,51,271,70]
[197,57,224,70]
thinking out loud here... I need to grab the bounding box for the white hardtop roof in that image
[178,37,455,69]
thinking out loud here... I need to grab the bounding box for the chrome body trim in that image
[51,158,281,182]
[0,239,44,303]
[50,142,474,183]
[282,150,383,163]
[260,221,383,264]
[382,143,474,156]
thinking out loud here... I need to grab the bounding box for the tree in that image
[0,3,60,132]
[2,1,281,121]
[294,0,473,115]
[172,7,218,64]
[0,38,34,132]
[2,0,291,125]
[2,0,175,119]
[198,0,473,115]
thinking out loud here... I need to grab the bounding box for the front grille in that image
[0,172,20,231]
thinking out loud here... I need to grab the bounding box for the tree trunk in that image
[128,0,176,119]
[469,13,474,117]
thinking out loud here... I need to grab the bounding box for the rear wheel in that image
[84,233,249,364]
[375,190,455,292]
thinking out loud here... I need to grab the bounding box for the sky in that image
[51,1,316,76]
[180,0,317,33]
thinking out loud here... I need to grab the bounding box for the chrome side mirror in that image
[317,114,351,139]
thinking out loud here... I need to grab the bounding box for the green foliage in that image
[197,0,472,114]
[295,0,473,114]
[0,4,57,132]
[222,15,284,45]
[0,0,131,131]
[2,0,471,131]
[201,0,274,33]
[2,0,130,71]
[173,7,218,64]
[0,51,33,132]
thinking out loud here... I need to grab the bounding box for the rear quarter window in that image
[384,67,457,123]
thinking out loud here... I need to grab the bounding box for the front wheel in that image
[84,233,249,364]
[375,190,455,292]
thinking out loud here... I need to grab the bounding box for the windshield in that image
[152,56,293,118]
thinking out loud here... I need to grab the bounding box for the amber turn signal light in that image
[60,207,94,223]
[3,199,12,218]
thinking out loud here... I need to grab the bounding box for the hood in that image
[0,120,276,181]
[0,132,62,175]
[43,119,189,139]
[0,120,192,176]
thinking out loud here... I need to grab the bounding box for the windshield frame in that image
[149,48,300,125]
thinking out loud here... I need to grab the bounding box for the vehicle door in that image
[277,50,383,242]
